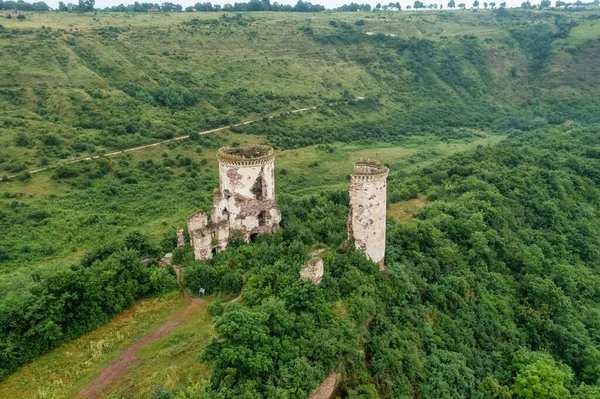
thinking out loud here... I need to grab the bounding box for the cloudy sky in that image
[45,0,538,11]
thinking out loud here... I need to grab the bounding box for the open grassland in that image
[0,293,189,399]
[388,195,429,223]
[1,9,599,174]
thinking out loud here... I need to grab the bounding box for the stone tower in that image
[188,145,281,260]
[347,159,389,271]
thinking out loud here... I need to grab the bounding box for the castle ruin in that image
[347,160,389,271]
[188,145,281,260]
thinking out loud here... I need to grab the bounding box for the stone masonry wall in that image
[347,161,388,271]
[188,146,281,261]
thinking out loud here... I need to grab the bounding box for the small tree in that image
[490,1,496,7]
[459,2,466,8]
[484,1,488,7]
[448,0,456,7]
[473,0,479,7]
[414,0,424,9]
[514,360,573,399]
[539,0,551,7]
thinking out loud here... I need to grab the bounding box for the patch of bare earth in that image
[388,195,429,223]
[310,372,340,399]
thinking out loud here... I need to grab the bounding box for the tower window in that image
[251,175,264,200]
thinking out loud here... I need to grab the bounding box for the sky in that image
[44,0,537,12]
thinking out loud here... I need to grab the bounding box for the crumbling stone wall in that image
[347,160,389,271]
[300,252,324,285]
[177,228,184,248]
[187,146,281,260]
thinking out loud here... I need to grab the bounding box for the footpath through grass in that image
[0,292,214,399]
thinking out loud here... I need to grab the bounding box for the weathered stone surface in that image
[176,228,185,248]
[160,253,172,267]
[310,372,339,399]
[300,255,324,285]
[188,146,281,260]
[347,160,388,271]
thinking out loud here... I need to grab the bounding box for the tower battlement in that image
[217,145,275,166]
[351,159,389,181]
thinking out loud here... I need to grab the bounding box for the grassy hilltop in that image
[1,8,600,399]
[1,9,599,170]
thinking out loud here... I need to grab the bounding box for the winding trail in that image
[75,295,204,399]
[75,265,243,399]
[76,265,199,399]
[4,106,317,181]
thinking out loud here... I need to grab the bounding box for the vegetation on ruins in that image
[1,7,600,399]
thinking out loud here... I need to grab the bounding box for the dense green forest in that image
[1,7,600,399]
[153,123,600,398]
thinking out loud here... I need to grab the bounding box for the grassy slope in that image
[2,10,598,173]
[0,291,216,399]
[0,293,190,399]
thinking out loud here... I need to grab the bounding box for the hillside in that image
[1,8,600,399]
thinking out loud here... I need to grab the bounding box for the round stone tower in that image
[212,145,281,238]
[347,159,389,271]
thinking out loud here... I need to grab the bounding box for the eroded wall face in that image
[348,178,387,270]
[188,211,213,260]
[187,153,281,261]
[218,161,275,201]
[213,159,280,238]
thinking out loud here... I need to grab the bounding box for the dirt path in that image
[76,265,202,399]
[4,106,317,181]
[76,265,245,399]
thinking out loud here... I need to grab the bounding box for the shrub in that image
[52,164,79,179]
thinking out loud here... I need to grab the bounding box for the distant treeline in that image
[0,0,50,11]
[3,0,598,13]
[104,0,325,13]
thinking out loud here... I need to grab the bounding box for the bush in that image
[185,264,220,294]
[52,164,79,179]
[220,270,243,294]
[207,299,225,316]
[14,133,30,147]
[150,268,179,294]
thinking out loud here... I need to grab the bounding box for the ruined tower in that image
[347,159,389,271]
[188,145,281,260]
